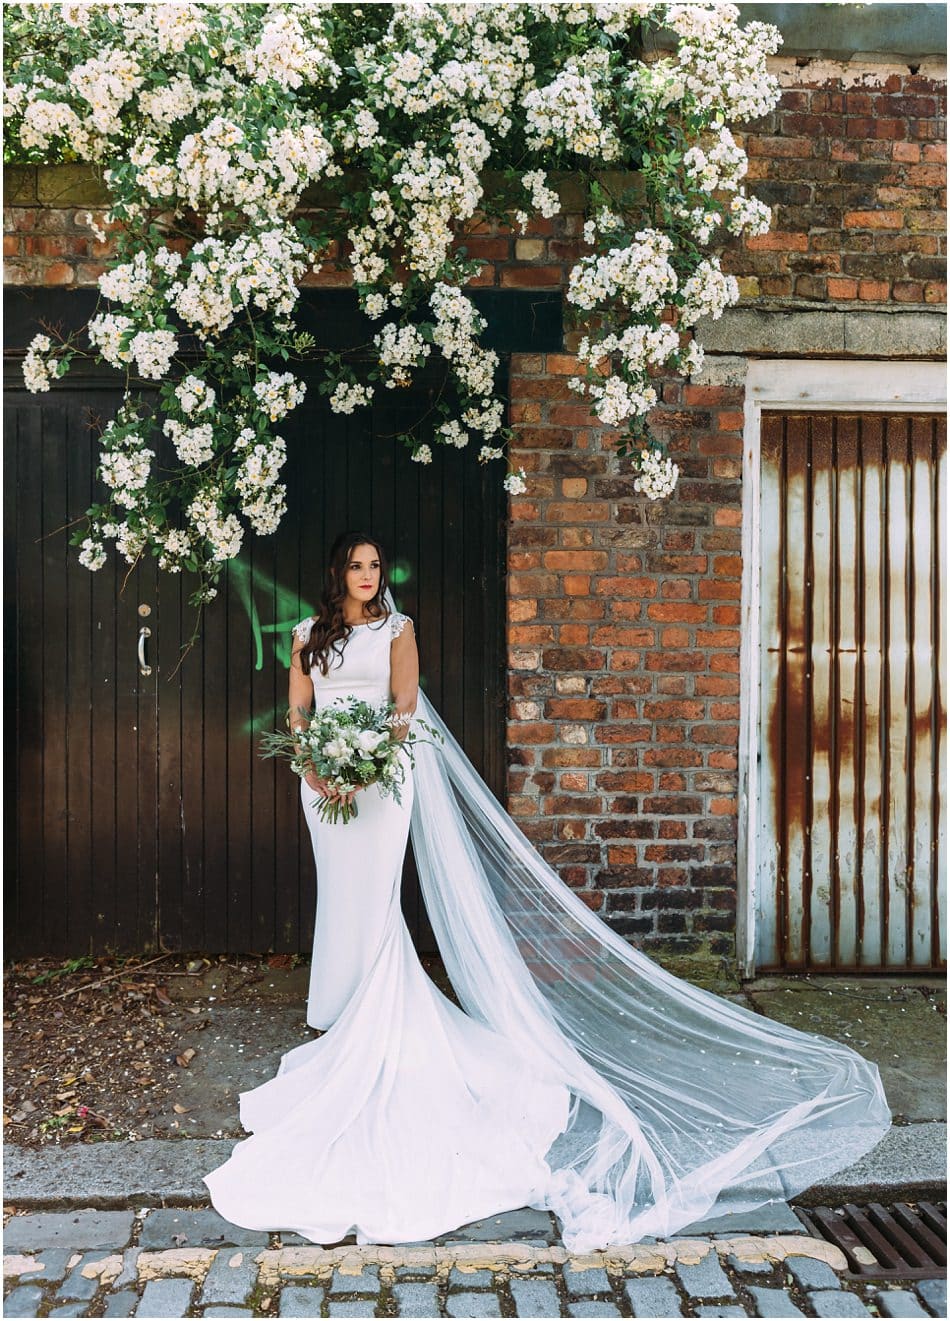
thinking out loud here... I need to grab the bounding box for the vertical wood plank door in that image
[5,366,507,957]
[757,411,947,971]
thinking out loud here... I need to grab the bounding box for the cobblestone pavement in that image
[2,1206,946,1319]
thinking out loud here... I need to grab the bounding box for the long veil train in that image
[394,588,891,1251]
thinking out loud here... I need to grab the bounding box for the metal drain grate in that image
[795,1202,947,1280]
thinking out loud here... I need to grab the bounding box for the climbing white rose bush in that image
[4,1,781,606]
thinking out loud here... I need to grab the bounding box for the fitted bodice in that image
[293,612,412,710]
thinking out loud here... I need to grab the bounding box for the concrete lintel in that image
[652,4,948,62]
[696,306,947,360]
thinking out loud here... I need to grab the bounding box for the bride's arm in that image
[389,619,419,743]
[289,635,333,797]
[288,636,314,752]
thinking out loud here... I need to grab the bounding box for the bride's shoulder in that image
[292,615,317,642]
[387,611,414,641]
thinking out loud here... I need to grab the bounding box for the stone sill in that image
[2,164,640,212]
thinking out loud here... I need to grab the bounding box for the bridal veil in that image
[390,588,891,1251]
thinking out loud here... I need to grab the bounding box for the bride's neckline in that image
[344,612,389,628]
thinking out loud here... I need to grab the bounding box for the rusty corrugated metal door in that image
[757,412,946,971]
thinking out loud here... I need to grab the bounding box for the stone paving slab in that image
[138,1207,270,1249]
[330,1262,381,1293]
[2,1209,135,1250]
[3,1282,46,1316]
[746,1284,806,1317]
[438,1209,557,1243]
[675,1252,736,1299]
[393,1280,441,1317]
[444,1290,503,1316]
[199,1247,260,1305]
[679,1202,807,1235]
[809,1287,874,1316]
[915,1276,947,1314]
[279,1283,325,1316]
[3,1138,236,1208]
[508,1274,563,1316]
[134,1275,195,1316]
[783,1253,843,1291]
[874,1287,930,1317]
[623,1275,683,1316]
[447,1265,494,1288]
[562,1263,611,1294]
[102,1289,139,1317]
[1,1245,75,1284]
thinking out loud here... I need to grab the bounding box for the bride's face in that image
[343,543,382,606]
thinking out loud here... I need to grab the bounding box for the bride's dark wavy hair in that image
[298,530,391,677]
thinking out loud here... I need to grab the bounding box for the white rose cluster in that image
[158,527,194,573]
[374,323,431,389]
[522,170,561,219]
[175,374,216,416]
[68,47,144,136]
[524,57,620,159]
[437,420,470,449]
[727,191,772,237]
[354,6,533,133]
[390,118,491,278]
[235,435,288,535]
[99,444,153,508]
[127,328,179,380]
[633,446,680,500]
[329,381,375,415]
[78,536,108,572]
[97,250,155,309]
[188,488,244,562]
[176,116,335,223]
[163,418,215,467]
[503,468,528,495]
[243,9,340,92]
[679,256,739,326]
[430,284,498,398]
[6,0,782,588]
[168,226,310,338]
[252,370,307,422]
[667,2,781,121]
[568,229,678,312]
[23,334,56,392]
[683,126,747,194]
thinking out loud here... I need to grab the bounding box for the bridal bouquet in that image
[260,697,441,824]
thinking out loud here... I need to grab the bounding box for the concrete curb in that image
[791,1121,948,1205]
[5,1126,946,1213]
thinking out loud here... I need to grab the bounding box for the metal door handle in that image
[138,625,152,676]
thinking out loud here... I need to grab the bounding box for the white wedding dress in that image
[203,610,573,1244]
[203,597,891,1251]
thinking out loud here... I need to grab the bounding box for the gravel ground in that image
[3,951,461,1151]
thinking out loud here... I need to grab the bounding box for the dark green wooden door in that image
[5,368,507,956]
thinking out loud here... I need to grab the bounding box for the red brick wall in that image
[4,64,945,962]
[731,70,947,304]
[504,356,744,957]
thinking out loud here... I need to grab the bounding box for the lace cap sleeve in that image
[292,616,316,643]
[389,612,413,641]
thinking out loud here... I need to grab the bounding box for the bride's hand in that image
[305,771,333,797]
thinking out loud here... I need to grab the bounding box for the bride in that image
[202,530,891,1251]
